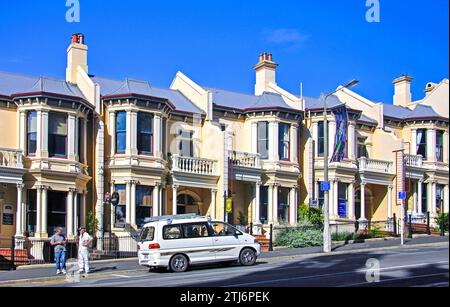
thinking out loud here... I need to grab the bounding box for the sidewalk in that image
[0,235,447,284]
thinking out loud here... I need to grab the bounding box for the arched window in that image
[177,194,200,215]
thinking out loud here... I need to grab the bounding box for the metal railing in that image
[171,154,217,175]
[0,148,23,168]
[358,157,393,174]
[405,154,423,168]
[229,151,261,169]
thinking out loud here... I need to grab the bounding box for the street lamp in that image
[322,79,359,253]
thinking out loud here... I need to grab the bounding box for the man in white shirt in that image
[77,227,93,274]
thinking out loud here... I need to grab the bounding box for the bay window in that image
[278,123,290,161]
[48,112,67,158]
[416,129,427,159]
[116,111,126,154]
[257,122,269,159]
[27,111,37,156]
[436,130,444,162]
[317,121,325,157]
[137,112,153,155]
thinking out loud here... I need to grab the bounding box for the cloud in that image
[262,28,310,45]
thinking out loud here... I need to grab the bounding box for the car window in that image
[182,223,210,238]
[139,226,155,242]
[163,225,182,240]
[211,222,241,236]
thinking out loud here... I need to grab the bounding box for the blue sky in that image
[0,0,448,103]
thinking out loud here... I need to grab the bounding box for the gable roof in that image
[303,95,344,110]
[92,76,204,115]
[383,103,445,121]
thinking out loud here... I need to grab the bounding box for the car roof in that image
[142,217,214,228]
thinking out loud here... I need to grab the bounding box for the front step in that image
[254,235,271,252]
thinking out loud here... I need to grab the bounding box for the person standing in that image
[50,227,67,275]
[77,227,93,274]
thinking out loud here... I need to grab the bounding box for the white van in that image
[137,214,261,272]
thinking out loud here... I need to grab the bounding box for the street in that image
[11,242,448,288]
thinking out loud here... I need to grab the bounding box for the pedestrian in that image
[50,227,67,275]
[77,227,93,274]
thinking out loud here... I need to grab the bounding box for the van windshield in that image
[139,226,155,242]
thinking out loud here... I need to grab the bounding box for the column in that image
[427,129,436,161]
[36,111,42,157]
[159,185,164,216]
[417,180,423,214]
[348,123,356,160]
[109,111,116,157]
[73,192,79,235]
[329,180,335,217]
[83,116,88,163]
[348,181,355,220]
[80,191,86,228]
[268,121,279,161]
[41,187,48,236]
[332,180,339,218]
[41,111,49,157]
[126,111,132,155]
[68,114,76,160]
[359,182,367,221]
[314,180,320,205]
[172,185,178,215]
[125,181,131,224]
[444,131,449,164]
[153,184,161,217]
[387,185,393,219]
[67,189,74,237]
[110,182,115,230]
[291,124,299,163]
[430,181,437,215]
[154,115,162,157]
[413,181,418,214]
[312,122,318,156]
[329,121,336,158]
[267,185,274,224]
[411,129,418,155]
[130,111,138,155]
[210,189,217,219]
[273,184,279,224]
[251,122,258,154]
[19,111,26,152]
[36,187,42,235]
[253,182,261,225]
[444,185,449,214]
[15,184,24,237]
[289,187,298,225]
[130,181,136,225]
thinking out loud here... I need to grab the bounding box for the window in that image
[116,111,126,154]
[47,191,67,236]
[260,186,269,224]
[27,111,37,156]
[338,183,348,218]
[115,184,126,227]
[357,137,369,158]
[436,185,445,213]
[137,112,153,155]
[163,225,182,240]
[78,118,85,163]
[279,123,290,161]
[317,121,325,157]
[436,130,444,162]
[257,122,269,159]
[421,183,428,214]
[416,129,427,160]
[211,222,241,236]
[26,190,37,235]
[48,112,67,158]
[136,185,153,228]
[139,227,155,242]
[177,194,199,215]
[179,130,194,157]
[278,188,290,224]
[182,223,211,238]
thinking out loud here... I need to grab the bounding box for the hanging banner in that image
[330,106,349,163]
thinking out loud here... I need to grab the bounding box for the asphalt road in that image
[30,244,448,288]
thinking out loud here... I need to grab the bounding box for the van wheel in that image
[170,254,189,273]
[240,248,257,266]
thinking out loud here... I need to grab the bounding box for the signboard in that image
[2,204,14,226]
[226,198,233,213]
[338,201,347,218]
[398,192,407,200]
[331,106,349,163]
[111,192,120,207]
[321,182,331,191]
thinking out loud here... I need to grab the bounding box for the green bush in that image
[86,211,99,236]
[275,228,323,248]
[332,232,354,242]
[298,204,324,228]
[436,213,449,232]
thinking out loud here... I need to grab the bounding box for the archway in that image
[177,190,201,215]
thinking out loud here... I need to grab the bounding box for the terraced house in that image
[0,35,448,252]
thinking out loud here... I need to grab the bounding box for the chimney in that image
[424,82,437,96]
[393,74,413,107]
[66,33,88,84]
[254,52,278,96]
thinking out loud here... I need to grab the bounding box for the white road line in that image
[340,273,450,287]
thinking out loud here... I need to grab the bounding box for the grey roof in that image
[205,87,296,111]
[0,71,86,100]
[92,76,204,115]
[303,95,344,110]
[358,114,378,125]
[383,103,443,120]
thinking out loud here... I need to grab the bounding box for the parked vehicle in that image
[137,214,261,272]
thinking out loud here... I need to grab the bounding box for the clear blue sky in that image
[0,0,448,103]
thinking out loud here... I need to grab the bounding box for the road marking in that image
[340,272,450,287]
[111,274,133,279]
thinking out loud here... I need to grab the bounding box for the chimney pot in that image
[72,34,78,44]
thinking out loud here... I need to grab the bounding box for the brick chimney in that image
[393,74,413,107]
[66,33,88,84]
[254,52,278,96]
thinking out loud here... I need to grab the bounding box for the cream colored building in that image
[0,35,448,248]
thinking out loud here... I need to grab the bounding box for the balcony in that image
[171,154,219,189]
[358,157,394,185]
[0,148,25,184]
[229,151,261,169]
[405,154,423,168]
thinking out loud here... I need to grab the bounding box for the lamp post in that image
[322,80,359,253]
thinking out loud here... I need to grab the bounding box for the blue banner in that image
[331,106,349,162]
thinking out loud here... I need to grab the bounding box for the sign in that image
[2,204,14,226]
[310,199,319,209]
[321,182,331,191]
[330,105,349,163]
[398,192,407,200]
[338,201,347,218]
[226,198,233,213]
[110,192,120,207]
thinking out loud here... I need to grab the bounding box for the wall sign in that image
[2,204,14,226]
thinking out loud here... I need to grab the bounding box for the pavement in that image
[0,235,448,287]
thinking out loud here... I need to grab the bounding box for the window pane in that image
[257,122,269,158]
[138,113,153,133]
[116,112,127,154]
[260,186,269,224]
[27,112,37,155]
[47,191,67,236]
[116,111,126,131]
[182,223,210,238]
[436,130,444,162]
[26,190,37,235]
[116,132,126,153]
[115,185,126,227]
[48,113,67,157]
[136,185,153,228]
[417,129,427,159]
[49,113,67,134]
[278,188,290,224]
[163,225,182,240]
[318,121,324,157]
[279,123,290,160]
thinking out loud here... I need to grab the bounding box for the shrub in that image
[298,204,324,228]
[436,213,449,232]
[275,227,323,248]
[86,211,99,236]
[332,232,354,242]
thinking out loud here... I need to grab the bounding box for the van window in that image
[182,223,210,238]
[140,227,155,242]
[163,225,182,240]
[211,222,241,237]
